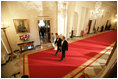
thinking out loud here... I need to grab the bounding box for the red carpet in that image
[23,30,117,78]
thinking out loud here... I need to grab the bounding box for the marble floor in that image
[1,31,113,78]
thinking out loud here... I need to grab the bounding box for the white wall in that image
[1,1,58,52]
[1,1,117,56]
[66,1,117,38]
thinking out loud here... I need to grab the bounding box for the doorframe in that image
[36,16,52,45]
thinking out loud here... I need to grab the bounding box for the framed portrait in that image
[13,19,30,33]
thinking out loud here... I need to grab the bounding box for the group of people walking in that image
[51,33,68,61]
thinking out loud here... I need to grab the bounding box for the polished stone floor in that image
[1,31,113,78]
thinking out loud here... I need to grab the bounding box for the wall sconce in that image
[114,14,117,22]
[114,19,117,22]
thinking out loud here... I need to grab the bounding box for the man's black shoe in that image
[59,59,63,61]
[55,54,57,56]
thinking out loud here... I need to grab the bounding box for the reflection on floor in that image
[1,31,113,78]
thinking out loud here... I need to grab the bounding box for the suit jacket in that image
[55,38,62,47]
[62,40,68,51]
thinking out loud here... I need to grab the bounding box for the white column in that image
[76,7,82,36]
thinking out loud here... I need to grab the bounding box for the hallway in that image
[1,1,117,78]
[1,30,116,78]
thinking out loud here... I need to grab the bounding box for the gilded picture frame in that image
[13,19,30,33]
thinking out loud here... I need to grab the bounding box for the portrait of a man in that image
[13,19,30,33]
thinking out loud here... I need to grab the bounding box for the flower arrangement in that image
[19,34,30,41]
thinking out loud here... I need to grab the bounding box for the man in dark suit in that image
[60,36,68,61]
[55,34,62,56]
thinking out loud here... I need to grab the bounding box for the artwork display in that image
[13,19,30,33]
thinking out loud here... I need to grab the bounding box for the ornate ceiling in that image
[2,1,117,12]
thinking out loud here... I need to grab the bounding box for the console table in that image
[17,41,34,53]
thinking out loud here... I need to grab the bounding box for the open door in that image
[38,20,50,44]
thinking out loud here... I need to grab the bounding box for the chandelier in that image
[38,20,45,27]
[90,1,104,19]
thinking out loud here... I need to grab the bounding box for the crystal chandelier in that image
[38,20,45,27]
[90,1,104,19]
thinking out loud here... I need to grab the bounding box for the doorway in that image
[38,20,50,44]
[87,20,92,34]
